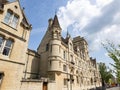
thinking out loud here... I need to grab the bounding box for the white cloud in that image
[58,0,120,52]
[105,52,109,57]
[96,0,113,8]
[58,0,102,32]
[88,24,120,51]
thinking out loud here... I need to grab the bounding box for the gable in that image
[3,1,30,28]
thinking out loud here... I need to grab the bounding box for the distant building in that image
[0,0,101,90]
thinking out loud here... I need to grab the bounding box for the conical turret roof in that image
[52,15,61,29]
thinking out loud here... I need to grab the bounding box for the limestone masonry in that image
[0,0,101,90]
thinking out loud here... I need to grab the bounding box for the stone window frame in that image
[0,35,14,56]
[4,9,19,29]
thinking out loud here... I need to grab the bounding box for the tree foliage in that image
[103,42,120,83]
[99,63,113,85]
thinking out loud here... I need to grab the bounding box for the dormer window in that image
[63,51,66,60]
[4,10,19,28]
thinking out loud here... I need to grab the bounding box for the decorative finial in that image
[23,7,25,10]
[66,28,70,38]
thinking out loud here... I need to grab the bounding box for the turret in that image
[51,15,61,40]
[48,15,62,72]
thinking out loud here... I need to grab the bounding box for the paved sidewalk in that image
[106,87,120,90]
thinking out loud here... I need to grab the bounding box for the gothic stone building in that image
[0,0,101,90]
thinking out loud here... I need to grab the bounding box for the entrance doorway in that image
[43,82,48,90]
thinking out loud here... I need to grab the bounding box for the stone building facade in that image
[0,0,101,90]
[37,15,101,90]
[0,0,32,90]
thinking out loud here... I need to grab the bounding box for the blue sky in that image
[20,0,120,67]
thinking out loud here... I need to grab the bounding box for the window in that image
[46,43,49,51]
[22,30,27,39]
[4,10,19,28]
[4,11,12,24]
[71,55,73,61]
[70,55,74,64]
[63,51,66,59]
[81,77,83,84]
[0,72,4,85]
[76,76,79,84]
[63,65,67,71]
[64,79,67,86]
[0,36,13,56]
[91,78,93,85]
[11,15,19,28]
[0,36,4,51]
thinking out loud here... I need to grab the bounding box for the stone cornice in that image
[0,27,26,42]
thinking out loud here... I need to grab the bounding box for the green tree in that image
[99,63,113,86]
[103,42,120,83]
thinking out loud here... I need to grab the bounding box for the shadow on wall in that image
[24,49,40,79]
[89,86,104,90]
[30,56,40,79]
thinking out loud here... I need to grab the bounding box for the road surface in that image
[106,87,120,90]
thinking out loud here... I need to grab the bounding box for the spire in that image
[66,29,71,38]
[52,14,61,29]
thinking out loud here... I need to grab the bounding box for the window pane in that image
[0,36,4,51]
[64,79,67,85]
[2,40,13,56]
[2,47,10,56]
[0,37,4,46]
[11,15,19,28]
[5,40,13,47]
[4,11,12,24]
[63,65,67,71]
[46,43,49,51]
[63,51,66,59]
